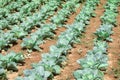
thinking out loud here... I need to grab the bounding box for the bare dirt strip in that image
[104,6,120,80]
[53,0,106,80]
[6,3,83,80]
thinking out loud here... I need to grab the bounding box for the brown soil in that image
[53,0,106,80]
[3,0,120,80]
[104,7,120,80]
[6,2,82,80]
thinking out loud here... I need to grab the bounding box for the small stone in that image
[61,61,68,66]
[78,49,83,54]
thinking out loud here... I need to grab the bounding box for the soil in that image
[2,0,120,80]
[104,6,120,80]
[54,0,106,79]
[6,2,82,80]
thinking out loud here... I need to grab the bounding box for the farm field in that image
[0,0,120,80]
